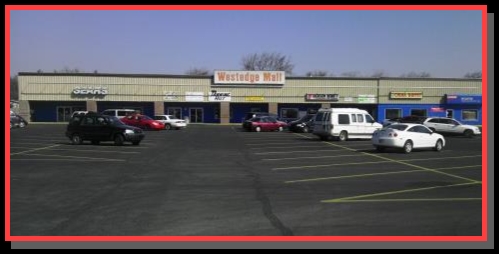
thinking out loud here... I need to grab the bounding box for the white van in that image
[101,109,136,118]
[312,108,382,141]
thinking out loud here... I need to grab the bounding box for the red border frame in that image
[5,5,488,242]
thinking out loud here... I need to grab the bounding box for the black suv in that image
[287,114,316,133]
[65,112,145,146]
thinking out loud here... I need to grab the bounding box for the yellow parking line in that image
[285,165,482,183]
[10,147,139,154]
[263,154,360,161]
[323,198,482,203]
[273,160,392,170]
[12,153,126,161]
[256,149,347,155]
[10,144,61,155]
[247,142,311,146]
[321,182,481,203]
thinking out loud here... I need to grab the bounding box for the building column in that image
[154,101,164,115]
[220,102,230,124]
[321,103,330,108]
[18,100,31,122]
[86,100,98,112]
[268,102,278,115]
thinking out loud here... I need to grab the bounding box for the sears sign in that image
[72,86,108,95]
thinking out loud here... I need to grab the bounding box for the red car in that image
[242,116,288,132]
[120,114,165,130]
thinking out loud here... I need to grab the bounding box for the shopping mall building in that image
[16,70,483,125]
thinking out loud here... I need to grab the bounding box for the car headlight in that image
[125,129,134,134]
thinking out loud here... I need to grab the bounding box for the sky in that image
[9,8,484,78]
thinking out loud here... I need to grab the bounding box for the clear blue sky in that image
[9,9,483,78]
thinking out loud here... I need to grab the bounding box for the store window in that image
[410,109,427,117]
[385,109,402,119]
[462,110,478,121]
[281,108,298,119]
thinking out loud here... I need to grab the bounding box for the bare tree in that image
[306,70,328,77]
[241,52,294,75]
[371,70,388,78]
[464,71,482,79]
[185,68,210,75]
[400,71,431,78]
[340,71,362,77]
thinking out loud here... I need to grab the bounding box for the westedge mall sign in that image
[214,70,285,85]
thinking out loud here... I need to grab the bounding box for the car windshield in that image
[385,124,408,131]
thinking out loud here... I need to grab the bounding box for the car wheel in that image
[114,134,124,146]
[278,126,284,132]
[132,141,141,146]
[302,126,309,133]
[255,126,262,132]
[429,127,436,132]
[375,146,385,152]
[71,134,83,145]
[91,140,100,145]
[464,129,473,138]
[19,121,26,128]
[403,140,413,153]
[165,124,172,130]
[434,139,443,152]
[339,131,348,141]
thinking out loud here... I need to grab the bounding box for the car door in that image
[409,125,433,148]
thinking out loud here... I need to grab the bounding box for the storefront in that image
[16,72,482,125]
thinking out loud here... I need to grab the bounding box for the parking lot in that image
[9,124,483,236]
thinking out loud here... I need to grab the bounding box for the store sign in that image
[72,86,108,95]
[358,94,376,103]
[305,94,339,102]
[214,71,285,85]
[446,94,482,104]
[209,91,231,102]
[390,91,423,99]
[431,107,445,112]
[245,96,265,101]
[185,92,204,102]
[163,91,179,101]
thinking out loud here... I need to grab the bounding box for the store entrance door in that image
[57,106,72,122]
[189,108,203,123]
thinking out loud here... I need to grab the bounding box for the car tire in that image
[19,121,26,128]
[114,134,124,146]
[71,134,83,145]
[429,127,436,132]
[278,126,284,132]
[302,126,309,133]
[165,124,172,130]
[464,129,474,138]
[403,140,413,153]
[339,131,348,141]
[91,140,100,145]
[434,139,443,152]
[255,126,262,132]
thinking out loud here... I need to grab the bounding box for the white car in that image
[372,123,445,153]
[423,117,481,138]
[153,115,187,130]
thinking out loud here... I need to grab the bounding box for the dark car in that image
[242,116,288,132]
[65,112,145,146]
[287,114,316,133]
[10,111,28,129]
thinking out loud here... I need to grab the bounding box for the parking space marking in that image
[10,144,61,155]
[246,142,317,146]
[9,146,140,154]
[273,160,392,170]
[291,133,480,183]
[285,165,481,183]
[263,154,360,161]
[322,198,481,203]
[321,182,481,203]
[255,149,350,155]
[11,153,126,161]
[251,145,332,150]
